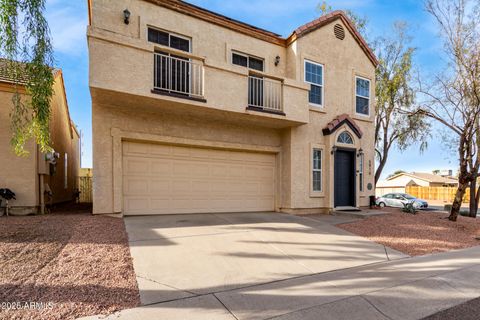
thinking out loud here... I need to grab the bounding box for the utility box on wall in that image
[38,150,60,175]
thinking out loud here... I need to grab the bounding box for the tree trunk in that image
[450,182,468,221]
[375,155,388,185]
[474,182,480,218]
[469,178,477,218]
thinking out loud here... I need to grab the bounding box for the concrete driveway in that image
[80,212,480,320]
[125,213,405,304]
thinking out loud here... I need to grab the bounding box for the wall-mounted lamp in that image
[331,146,337,155]
[123,9,131,25]
[357,148,364,157]
[274,55,281,66]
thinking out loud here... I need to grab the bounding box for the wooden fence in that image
[406,186,469,203]
[78,176,93,203]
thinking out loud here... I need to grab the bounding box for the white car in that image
[376,193,428,209]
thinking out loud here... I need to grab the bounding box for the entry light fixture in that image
[274,55,281,66]
[331,146,337,155]
[357,148,364,157]
[123,9,131,25]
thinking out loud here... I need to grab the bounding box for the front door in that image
[334,149,356,207]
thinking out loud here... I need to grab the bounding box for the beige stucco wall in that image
[92,102,283,214]
[89,0,377,214]
[282,20,376,210]
[0,85,38,211]
[0,73,80,214]
[88,0,310,125]
[45,74,81,204]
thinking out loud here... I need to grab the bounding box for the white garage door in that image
[122,141,276,215]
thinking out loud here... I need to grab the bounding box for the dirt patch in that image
[338,210,480,256]
[0,207,139,320]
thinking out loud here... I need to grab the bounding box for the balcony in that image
[153,52,205,101]
[248,75,284,114]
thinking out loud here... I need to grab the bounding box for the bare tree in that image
[415,0,480,221]
[374,22,430,184]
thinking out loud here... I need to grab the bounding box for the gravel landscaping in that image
[338,210,480,256]
[0,205,140,320]
[422,296,480,320]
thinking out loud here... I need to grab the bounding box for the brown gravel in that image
[0,205,140,320]
[338,210,480,256]
[422,296,480,320]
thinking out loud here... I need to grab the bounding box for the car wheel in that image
[378,202,386,208]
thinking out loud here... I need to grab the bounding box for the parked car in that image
[376,193,428,209]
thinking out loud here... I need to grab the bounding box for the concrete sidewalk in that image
[80,245,480,320]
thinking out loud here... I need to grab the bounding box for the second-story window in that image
[148,27,190,52]
[232,52,264,72]
[356,76,370,116]
[304,60,324,106]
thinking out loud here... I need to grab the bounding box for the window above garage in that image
[148,27,191,53]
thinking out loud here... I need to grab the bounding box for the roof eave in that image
[287,11,379,67]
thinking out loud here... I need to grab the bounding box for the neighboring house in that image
[376,171,459,196]
[87,0,378,215]
[0,60,80,215]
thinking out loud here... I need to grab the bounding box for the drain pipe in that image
[39,174,45,215]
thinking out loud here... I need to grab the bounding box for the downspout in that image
[37,145,45,215]
[39,174,45,214]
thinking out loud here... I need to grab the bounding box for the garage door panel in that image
[228,165,245,177]
[150,180,170,194]
[124,179,149,194]
[212,165,229,177]
[125,197,150,211]
[150,159,172,175]
[124,158,150,175]
[124,142,149,155]
[149,144,173,156]
[191,163,211,177]
[123,142,276,215]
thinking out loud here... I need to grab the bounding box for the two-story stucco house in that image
[87,0,378,216]
[0,60,81,215]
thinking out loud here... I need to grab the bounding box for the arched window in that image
[337,132,354,144]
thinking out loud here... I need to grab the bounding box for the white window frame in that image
[355,76,371,117]
[337,131,354,145]
[147,26,192,53]
[64,153,68,190]
[304,60,324,108]
[231,51,265,72]
[312,148,323,193]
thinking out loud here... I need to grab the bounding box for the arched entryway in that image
[323,115,363,208]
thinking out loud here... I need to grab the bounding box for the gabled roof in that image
[0,59,29,85]
[322,114,363,138]
[387,172,458,184]
[90,1,378,66]
[286,10,378,66]
[0,59,78,140]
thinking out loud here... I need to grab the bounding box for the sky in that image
[44,0,458,179]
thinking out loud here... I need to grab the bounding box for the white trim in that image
[311,148,323,193]
[304,59,324,108]
[355,75,370,117]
